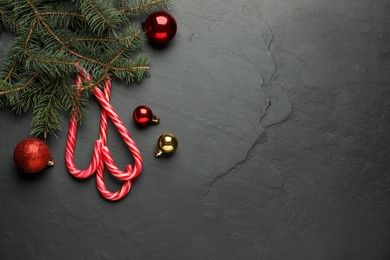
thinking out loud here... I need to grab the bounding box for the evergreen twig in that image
[0,0,170,137]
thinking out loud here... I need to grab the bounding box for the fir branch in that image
[23,18,74,67]
[108,30,144,65]
[112,65,150,71]
[78,70,109,91]
[82,0,116,28]
[31,86,62,138]
[27,4,107,68]
[5,61,17,82]
[0,42,25,84]
[38,1,85,28]
[110,47,129,64]
[0,72,40,95]
[12,77,45,115]
[111,54,149,84]
[78,0,124,34]
[0,80,18,106]
[27,78,80,139]
[40,11,83,18]
[119,0,170,14]
[72,27,142,44]
[0,8,20,31]
[0,0,170,136]
[24,18,37,51]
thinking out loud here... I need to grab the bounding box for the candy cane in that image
[65,63,143,201]
[65,69,101,179]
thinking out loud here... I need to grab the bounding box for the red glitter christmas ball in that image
[13,138,52,174]
[144,11,177,44]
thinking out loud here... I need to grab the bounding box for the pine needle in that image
[0,0,171,136]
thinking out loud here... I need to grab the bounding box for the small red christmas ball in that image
[144,11,177,44]
[133,105,159,127]
[13,138,52,174]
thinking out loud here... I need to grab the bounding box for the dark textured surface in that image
[1,0,390,259]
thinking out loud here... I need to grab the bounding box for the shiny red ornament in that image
[144,11,177,44]
[13,138,54,174]
[133,105,159,127]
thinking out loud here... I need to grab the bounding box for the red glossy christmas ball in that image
[144,11,177,44]
[13,138,53,174]
[133,105,159,127]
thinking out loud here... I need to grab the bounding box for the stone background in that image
[0,0,389,259]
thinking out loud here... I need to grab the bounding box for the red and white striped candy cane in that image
[65,63,143,201]
[65,66,101,179]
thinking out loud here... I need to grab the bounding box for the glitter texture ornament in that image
[13,138,54,174]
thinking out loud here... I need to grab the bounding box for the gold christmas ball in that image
[155,133,178,157]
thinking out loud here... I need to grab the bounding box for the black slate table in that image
[1,0,390,259]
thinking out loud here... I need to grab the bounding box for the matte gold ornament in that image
[155,133,178,157]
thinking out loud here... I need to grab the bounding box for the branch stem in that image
[0,72,40,95]
[119,0,165,12]
[40,12,83,18]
